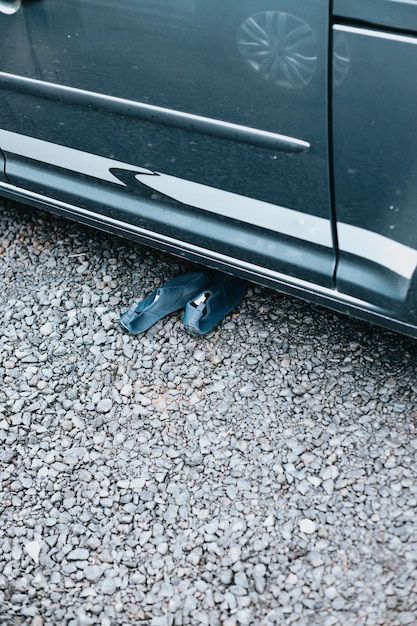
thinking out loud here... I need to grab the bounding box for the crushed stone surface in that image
[1,200,417,626]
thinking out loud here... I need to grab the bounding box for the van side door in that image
[0,0,334,289]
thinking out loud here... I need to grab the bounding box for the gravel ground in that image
[1,199,417,626]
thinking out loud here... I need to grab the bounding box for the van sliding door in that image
[0,0,334,289]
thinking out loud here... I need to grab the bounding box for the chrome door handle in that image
[0,0,22,15]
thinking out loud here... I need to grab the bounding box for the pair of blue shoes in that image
[119,271,248,336]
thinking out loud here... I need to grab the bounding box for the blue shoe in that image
[183,272,248,336]
[120,271,209,335]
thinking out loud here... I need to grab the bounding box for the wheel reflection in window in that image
[236,11,317,89]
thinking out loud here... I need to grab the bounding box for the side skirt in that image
[1,180,416,338]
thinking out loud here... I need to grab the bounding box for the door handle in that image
[0,0,22,15]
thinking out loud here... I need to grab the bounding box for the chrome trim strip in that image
[333,25,417,46]
[0,72,310,153]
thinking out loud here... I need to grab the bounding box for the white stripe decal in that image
[338,223,417,280]
[0,129,153,185]
[134,172,332,247]
[1,129,416,278]
[0,129,332,247]
[334,25,417,47]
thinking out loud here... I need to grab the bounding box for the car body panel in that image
[0,0,335,289]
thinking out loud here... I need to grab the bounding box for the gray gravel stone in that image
[65,548,90,561]
[1,201,417,626]
[97,398,113,413]
[100,578,117,595]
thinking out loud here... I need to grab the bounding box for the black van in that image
[1,0,417,336]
